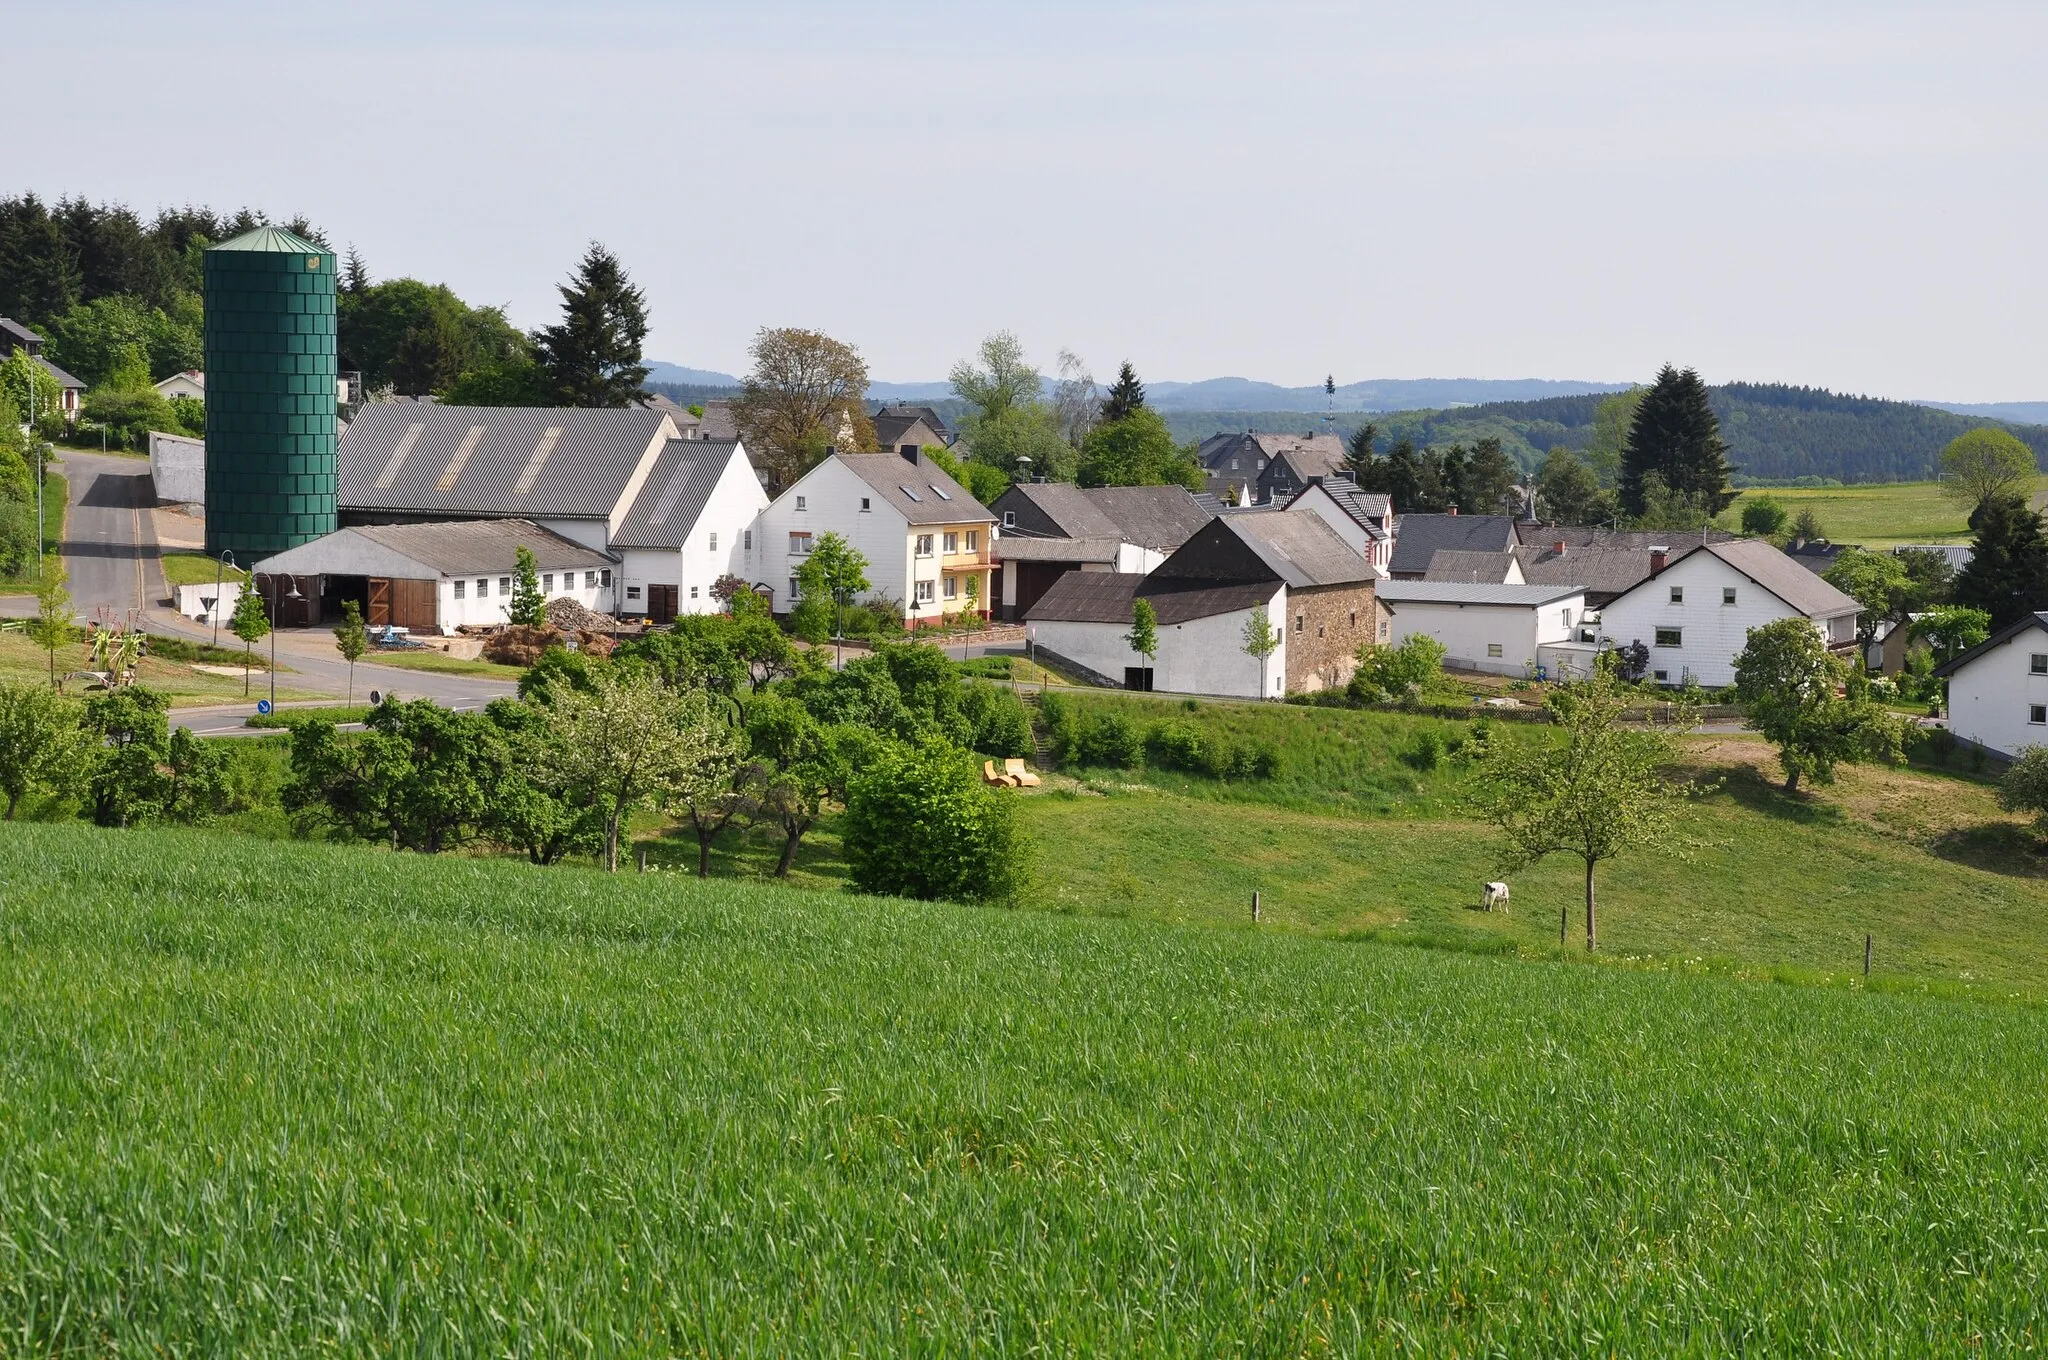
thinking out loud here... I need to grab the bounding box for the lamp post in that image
[268,573,302,711]
[212,549,237,649]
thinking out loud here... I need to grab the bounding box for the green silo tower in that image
[202,226,338,558]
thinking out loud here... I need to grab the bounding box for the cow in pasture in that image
[1481,881,1510,913]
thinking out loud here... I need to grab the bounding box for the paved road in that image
[32,450,521,723]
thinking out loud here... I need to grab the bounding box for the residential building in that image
[1596,538,1861,687]
[873,404,953,455]
[1424,550,1525,584]
[1386,513,1518,579]
[1283,479,1394,571]
[1936,613,2048,758]
[989,481,1212,618]
[1025,512,1376,697]
[1377,581,1588,678]
[331,404,764,619]
[154,370,207,401]
[1193,430,1350,506]
[1783,537,1851,576]
[756,449,995,623]
[248,519,612,631]
[0,316,83,421]
[641,392,702,439]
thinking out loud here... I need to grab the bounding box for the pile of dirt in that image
[481,623,620,666]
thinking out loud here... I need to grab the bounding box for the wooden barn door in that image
[648,584,679,624]
[367,578,391,626]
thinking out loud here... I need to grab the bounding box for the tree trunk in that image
[604,808,621,872]
[776,823,802,877]
[5,791,17,820]
[1584,858,1598,952]
[696,829,713,879]
[1784,765,1801,794]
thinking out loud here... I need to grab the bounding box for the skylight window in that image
[900,485,922,501]
[929,484,952,500]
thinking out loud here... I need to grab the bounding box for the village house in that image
[1386,512,1518,579]
[1025,513,1377,697]
[1282,478,1394,572]
[1377,580,1589,679]
[989,481,1212,619]
[1596,538,1861,687]
[1193,430,1350,506]
[755,448,995,623]
[1936,612,2048,759]
[153,369,207,401]
[0,316,84,423]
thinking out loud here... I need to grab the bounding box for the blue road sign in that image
[256,699,272,715]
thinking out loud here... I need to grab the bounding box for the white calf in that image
[1481,881,1510,913]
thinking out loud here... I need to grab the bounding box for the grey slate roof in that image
[1424,550,1520,583]
[337,404,672,519]
[1080,485,1213,549]
[1024,571,1275,625]
[0,316,41,348]
[993,535,1123,563]
[696,399,738,441]
[1513,525,1730,551]
[1388,513,1518,575]
[1701,538,1861,616]
[254,518,612,580]
[1001,482,1121,538]
[1224,512,1377,588]
[35,356,83,389]
[1513,545,1662,597]
[610,439,734,550]
[1782,539,1850,575]
[834,452,993,525]
[1377,581,1585,607]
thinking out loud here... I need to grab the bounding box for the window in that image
[1230,459,1239,470]
[860,497,871,512]
[1379,619,1389,640]
[627,585,642,600]
[914,580,934,603]
[499,577,511,595]
[690,586,699,599]
[943,576,958,599]
[476,578,488,597]
[542,573,554,592]
[1655,627,1682,647]
[795,495,807,511]
[966,530,978,551]
[900,485,922,502]
[915,534,934,556]
[709,532,718,553]
[943,532,958,553]
[743,530,752,551]
[585,571,597,588]
[1002,511,1015,527]
[1654,669,1669,682]
[1295,614,1304,633]
[1723,587,1737,605]
[789,532,813,555]
[453,580,466,600]
[789,576,800,600]
[2033,654,2048,675]
[929,484,952,501]
[1487,642,1503,658]
[1669,586,1684,604]
[2034,705,2048,725]
[600,570,611,587]
[1316,623,1325,639]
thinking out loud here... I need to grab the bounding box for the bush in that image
[1349,635,1457,707]
[1402,729,1447,771]
[1998,747,2048,830]
[1037,690,1078,764]
[960,682,1031,758]
[842,740,1023,904]
[1142,718,1280,781]
[1075,712,1142,769]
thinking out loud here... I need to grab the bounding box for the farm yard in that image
[3,820,2047,1353]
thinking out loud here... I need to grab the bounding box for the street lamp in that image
[267,573,302,711]
[211,549,237,649]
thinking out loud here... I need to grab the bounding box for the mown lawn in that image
[158,550,247,587]
[0,630,323,705]
[1725,475,2048,547]
[3,821,2046,1353]
[357,648,528,679]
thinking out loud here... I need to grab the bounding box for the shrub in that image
[1998,747,2048,830]
[1142,718,1279,781]
[1075,712,1142,769]
[959,683,1031,758]
[1349,635,1457,707]
[1402,729,1447,771]
[1037,690,1078,764]
[842,740,1023,904]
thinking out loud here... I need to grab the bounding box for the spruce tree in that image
[1344,422,1379,480]
[341,247,370,296]
[1620,365,1735,518]
[1953,494,2048,629]
[535,243,650,408]
[1458,437,1519,517]
[1100,362,1145,422]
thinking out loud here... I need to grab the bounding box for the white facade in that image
[148,431,205,505]
[1031,584,1288,699]
[173,579,245,623]
[154,371,206,401]
[1285,485,1392,572]
[1944,623,2048,759]
[1596,552,1849,688]
[616,442,768,616]
[441,567,609,630]
[1384,591,1584,677]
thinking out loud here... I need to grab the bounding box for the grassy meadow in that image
[158,550,247,587]
[4,820,2048,1353]
[0,629,325,705]
[1725,474,2048,547]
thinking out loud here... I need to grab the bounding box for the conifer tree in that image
[1953,494,2048,629]
[1458,437,1519,517]
[1620,365,1735,518]
[1344,422,1379,480]
[535,243,650,408]
[341,247,370,296]
[1100,362,1146,422]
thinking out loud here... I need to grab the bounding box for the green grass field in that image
[358,648,528,679]
[1727,475,2048,547]
[0,631,321,706]
[158,550,247,587]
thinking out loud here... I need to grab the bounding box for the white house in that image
[1936,612,2048,759]
[1596,538,1861,688]
[1377,581,1586,677]
[989,482,1212,619]
[249,519,613,633]
[755,450,994,623]
[154,370,206,401]
[1282,480,1394,572]
[606,437,767,621]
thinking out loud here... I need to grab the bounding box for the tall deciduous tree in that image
[1581,386,1644,487]
[1535,448,1611,526]
[733,327,875,491]
[1954,494,2048,629]
[1050,349,1098,448]
[1621,365,1734,519]
[1939,427,2038,513]
[0,681,89,819]
[950,331,1041,425]
[1733,618,1907,793]
[534,243,650,408]
[1822,548,1913,655]
[228,583,270,696]
[1077,408,1203,490]
[1100,362,1146,422]
[1470,657,1703,950]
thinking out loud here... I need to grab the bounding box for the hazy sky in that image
[9,1,2045,399]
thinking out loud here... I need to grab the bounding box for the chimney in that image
[1447,505,1458,516]
[1649,546,1669,575]
[1553,540,1567,555]
[899,443,919,465]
